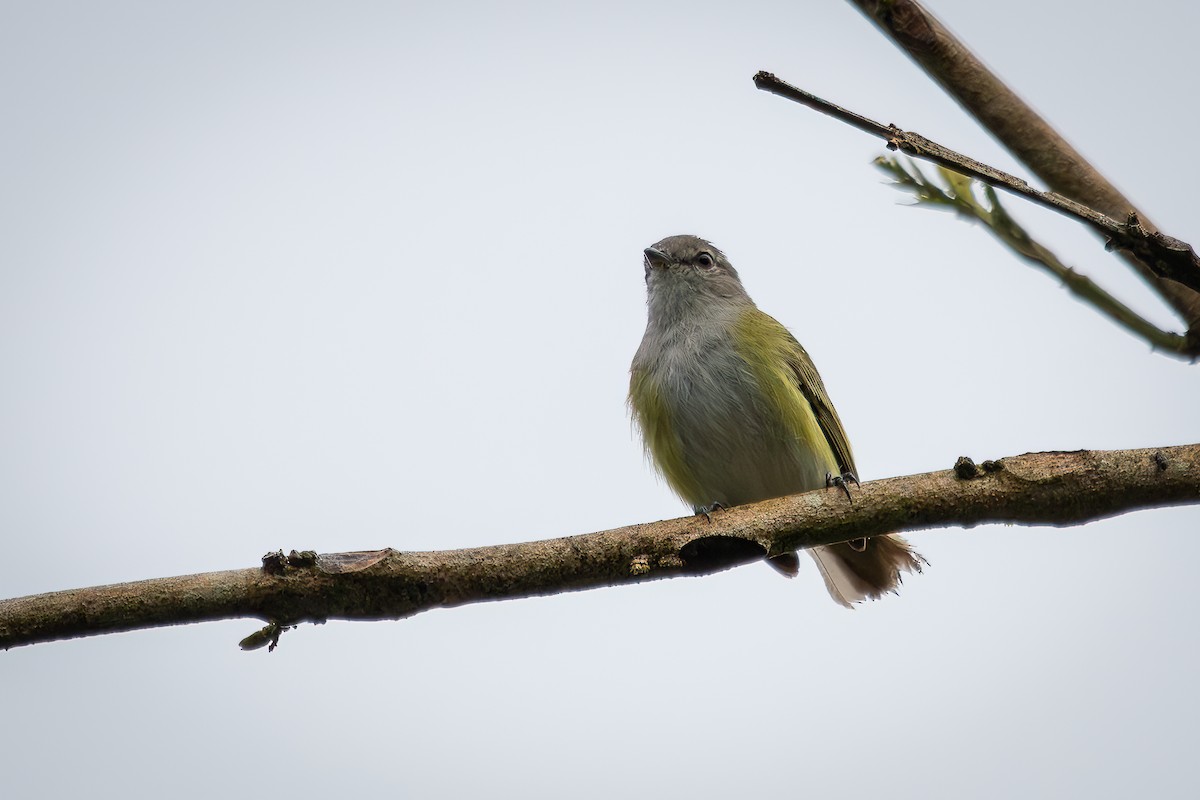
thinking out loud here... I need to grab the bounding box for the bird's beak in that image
[643,247,671,269]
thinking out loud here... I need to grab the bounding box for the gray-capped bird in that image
[629,235,924,606]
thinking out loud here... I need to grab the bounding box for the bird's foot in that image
[826,470,859,503]
[694,502,726,522]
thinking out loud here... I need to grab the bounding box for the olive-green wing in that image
[783,332,857,479]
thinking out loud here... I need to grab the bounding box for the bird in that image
[628,234,924,606]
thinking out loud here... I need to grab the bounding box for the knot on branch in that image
[261,549,319,575]
[955,456,1006,480]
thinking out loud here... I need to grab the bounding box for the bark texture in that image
[2,444,1197,650]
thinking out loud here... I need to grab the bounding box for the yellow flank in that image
[628,305,840,507]
[732,307,840,474]
[628,369,709,505]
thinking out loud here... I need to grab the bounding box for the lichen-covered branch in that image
[2,444,1197,651]
[875,155,1192,358]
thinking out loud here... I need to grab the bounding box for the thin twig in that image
[876,155,1192,358]
[843,0,1200,346]
[3,444,1198,650]
[752,71,1200,298]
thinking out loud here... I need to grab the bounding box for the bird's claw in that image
[826,470,859,503]
[695,502,726,522]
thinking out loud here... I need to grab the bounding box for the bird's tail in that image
[787,535,925,607]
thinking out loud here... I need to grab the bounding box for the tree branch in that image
[843,0,1200,346]
[875,155,1193,359]
[752,71,1200,299]
[3,444,1197,651]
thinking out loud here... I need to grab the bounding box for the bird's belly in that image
[661,363,834,508]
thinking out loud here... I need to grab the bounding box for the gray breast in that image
[637,318,830,508]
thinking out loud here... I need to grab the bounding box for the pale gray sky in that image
[2,1,1198,798]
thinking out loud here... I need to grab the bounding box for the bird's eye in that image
[696,252,716,269]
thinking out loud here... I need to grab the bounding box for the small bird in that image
[629,235,923,606]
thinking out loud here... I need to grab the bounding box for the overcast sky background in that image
[2,1,1198,797]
